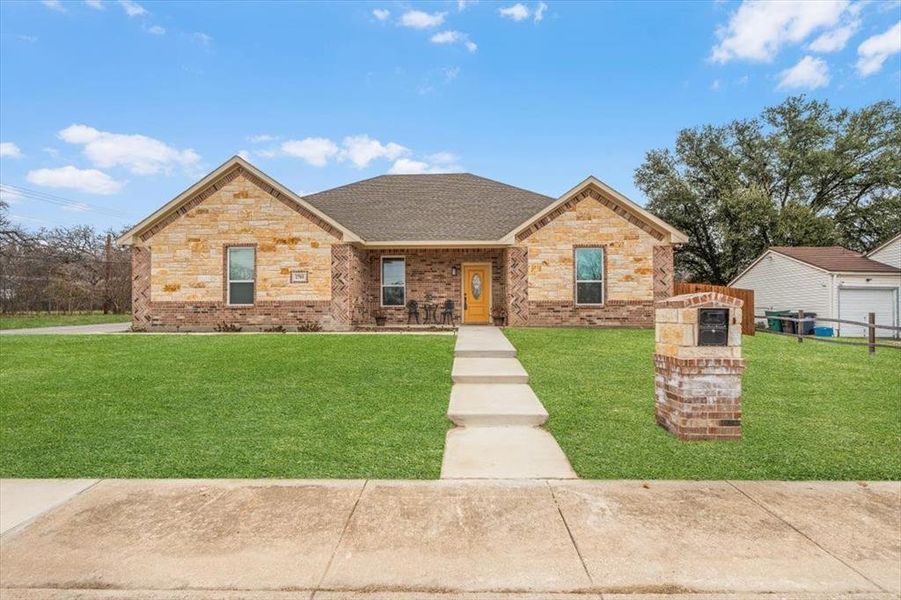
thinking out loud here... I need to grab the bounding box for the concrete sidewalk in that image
[1,479,898,598]
[0,322,130,335]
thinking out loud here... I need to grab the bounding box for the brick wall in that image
[360,248,505,326]
[132,246,151,327]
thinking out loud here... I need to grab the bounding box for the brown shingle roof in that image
[771,246,901,273]
[303,173,555,242]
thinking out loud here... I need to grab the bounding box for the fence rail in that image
[674,282,755,335]
[755,311,900,354]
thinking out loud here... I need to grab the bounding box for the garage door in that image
[838,288,898,338]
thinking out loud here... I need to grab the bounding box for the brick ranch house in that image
[117,156,688,331]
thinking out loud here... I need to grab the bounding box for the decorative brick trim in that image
[652,245,674,300]
[505,246,529,325]
[330,244,353,328]
[656,291,744,309]
[131,246,151,327]
[516,187,667,243]
[527,299,654,327]
[143,300,332,331]
[137,166,343,243]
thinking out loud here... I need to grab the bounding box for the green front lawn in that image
[505,328,901,480]
[0,313,130,330]
[0,334,454,478]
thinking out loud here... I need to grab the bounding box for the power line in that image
[0,183,137,221]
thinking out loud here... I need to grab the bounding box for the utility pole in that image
[103,233,112,314]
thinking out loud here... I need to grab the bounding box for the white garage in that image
[731,243,901,339]
[837,287,898,338]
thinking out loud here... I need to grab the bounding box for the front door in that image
[463,264,490,323]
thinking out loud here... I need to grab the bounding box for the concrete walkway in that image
[0,322,130,335]
[441,326,575,479]
[0,479,898,598]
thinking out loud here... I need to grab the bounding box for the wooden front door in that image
[463,264,490,323]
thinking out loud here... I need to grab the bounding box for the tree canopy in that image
[635,96,901,284]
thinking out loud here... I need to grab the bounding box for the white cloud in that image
[534,2,547,23]
[27,166,123,195]
[430,30,478,52]
[17,34,38,43]
[428,152,459,165]
[0,185,24,204]
[340,135,408,168]
[84,0,104,9]
[457,0,476,10]
[248,134,276,143]
[710,79,722,91]
[43,146,60,157]
[499,3,530,21]
[372,8,390,21]
[41,0,65,12]
[145,24,166,35]
[237,150,251,161]
[443,66,461,82]
[856,21,901,76]
[808,20,859,52]
[399,10,446,29]
[777,55,830,89]
[281,138,340,167]
[0,142,23,159]
[118,0,147,17]
[388,157,460,174]
[711,0,850,63]
[192,32,213,47]
[58,124,201,175]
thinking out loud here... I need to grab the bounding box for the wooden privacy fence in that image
[674,282,755,335]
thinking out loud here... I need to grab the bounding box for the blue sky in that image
[1,0,899,232]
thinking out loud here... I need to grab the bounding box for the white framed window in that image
[381,256,405,307]
[227,246,255,305]
[575,247,604,305]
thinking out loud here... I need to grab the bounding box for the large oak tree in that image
[635,96,901,284]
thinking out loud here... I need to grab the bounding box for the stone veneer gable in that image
[144,173,337,304]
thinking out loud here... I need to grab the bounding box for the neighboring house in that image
[867,233,901,270]
[730,245,901,338]
[117,156,687,331]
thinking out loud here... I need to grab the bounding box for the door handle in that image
[464,295,468,310]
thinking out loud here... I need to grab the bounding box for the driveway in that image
[0,478,898,598]
[0,322,130,335]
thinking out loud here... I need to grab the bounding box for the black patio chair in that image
[440,299,455,327]
[406,299,420,324]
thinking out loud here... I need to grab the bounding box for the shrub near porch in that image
[0,334,454,479]
[505,328,901,480]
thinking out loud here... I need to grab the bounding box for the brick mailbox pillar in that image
[653,292,746,441]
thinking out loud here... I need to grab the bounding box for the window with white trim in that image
[227,246,255,305]
[575,247,604,305]
[381,257,405,306]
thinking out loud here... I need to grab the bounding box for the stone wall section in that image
[143,173,338,304]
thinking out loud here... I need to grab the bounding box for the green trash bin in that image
[765,310,790,332]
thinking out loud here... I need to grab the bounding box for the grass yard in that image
[505,328,901,480]
[0,313,130,330]
[0,334,454,478]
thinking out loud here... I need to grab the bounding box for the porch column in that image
[505,246,529,326]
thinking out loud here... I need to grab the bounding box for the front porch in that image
[338,247,517,329]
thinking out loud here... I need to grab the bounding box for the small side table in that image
[422,303,437,324]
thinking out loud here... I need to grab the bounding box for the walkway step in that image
[448,384,548,426]
[440,426,577,479]
[454,326,516,358]
[451,357,528,384]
